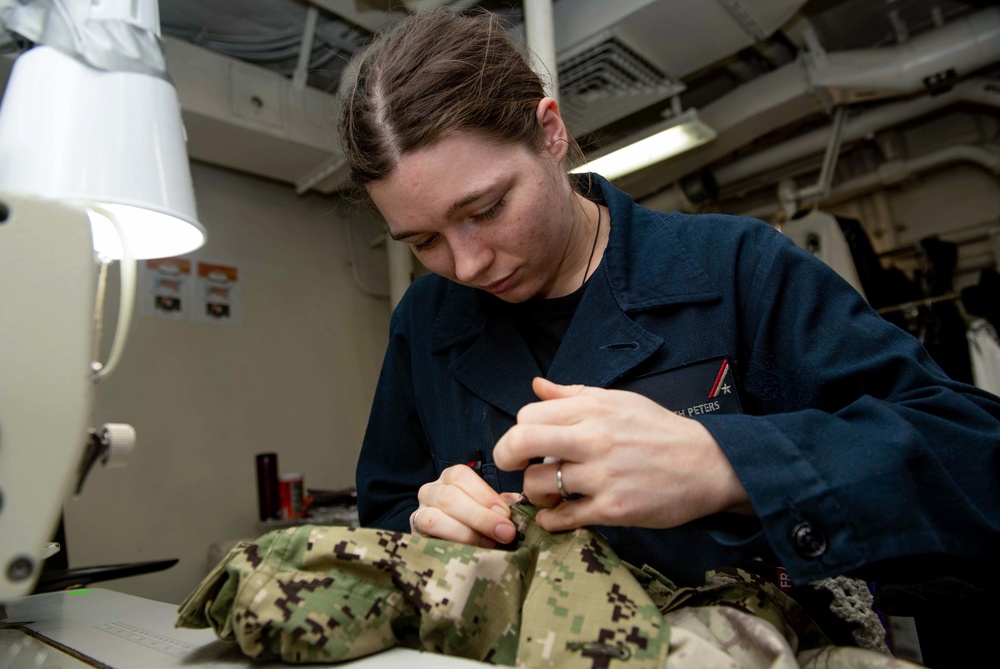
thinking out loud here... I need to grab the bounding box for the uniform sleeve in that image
[355,308,436,532]
[699,222,1000,584]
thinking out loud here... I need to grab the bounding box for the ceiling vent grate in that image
[557,34,684,135]
[559,35,677,98]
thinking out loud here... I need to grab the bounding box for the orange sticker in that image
[198,263,238,282]
[146,258,191,274]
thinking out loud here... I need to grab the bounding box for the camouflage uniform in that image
[177,502,919,668]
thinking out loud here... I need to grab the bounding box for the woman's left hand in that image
[492,377,753,532]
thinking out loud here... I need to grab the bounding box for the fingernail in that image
[491,504,509,517]
[495,523,516,544]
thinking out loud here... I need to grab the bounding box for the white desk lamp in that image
[0,0,205,599]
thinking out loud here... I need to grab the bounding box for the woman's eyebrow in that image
[447,182,501,217]
[388,180,506,241]
[388,229,419,242]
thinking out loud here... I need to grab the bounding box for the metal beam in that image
[292,6,320,90]
[305,0,406,34]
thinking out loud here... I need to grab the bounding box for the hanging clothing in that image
[780,210,867,300]
[961,267,1000,333]
[176,502,910,668]
[833,216,889,307]
[968,319,1000,396]
[910,237,973,384]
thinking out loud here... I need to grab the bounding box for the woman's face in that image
[368,129,589,303]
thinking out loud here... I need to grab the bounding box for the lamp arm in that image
[89,204,135,381]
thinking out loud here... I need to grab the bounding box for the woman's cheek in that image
[417,247,454,279]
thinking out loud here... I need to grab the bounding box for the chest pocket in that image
[612,356,743,417]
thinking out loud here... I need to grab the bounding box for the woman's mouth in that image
[481,271,516,295]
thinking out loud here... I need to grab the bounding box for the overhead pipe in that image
[291,40,371,196]
[737,143,1000,221]
[771,105,849,217]
[900,143,1000,176]
[523,0,559,102]
[641,170,718,213]
[714,77,1000,190]
[626,5,1000,201]
[292,6,320,90]
[795,106,847,202]
[404,0,484,10]
[716,5,1000,127]
[808,6,1000,102]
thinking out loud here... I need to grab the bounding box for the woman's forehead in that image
[401,131,520,171]
[369,134,526,223]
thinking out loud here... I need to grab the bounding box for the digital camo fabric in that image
[176,502,667,667]
[177,502,918,668]
[177,519,529,664]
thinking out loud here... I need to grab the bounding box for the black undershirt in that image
[503,279,590,376]
[507,177,604,375]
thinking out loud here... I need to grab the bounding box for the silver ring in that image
[411,506,431,537]
[556,464,570,500]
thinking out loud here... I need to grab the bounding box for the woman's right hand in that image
[411,464,520,548]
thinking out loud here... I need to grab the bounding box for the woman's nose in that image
[451,232,493,284]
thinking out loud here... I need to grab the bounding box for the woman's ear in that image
[536,97,569,162]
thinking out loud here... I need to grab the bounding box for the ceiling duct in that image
[553,0,809,135]
[0,1,823,196]
[558,35,684,135]
[624,4,1000,201]
[162,36,346,194]
[163,0,811,193]
[714,77,1000,191]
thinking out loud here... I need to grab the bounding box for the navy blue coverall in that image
[356,175,1000,587]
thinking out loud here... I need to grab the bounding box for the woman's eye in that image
[471,198,506,222]
[413,234,440,251]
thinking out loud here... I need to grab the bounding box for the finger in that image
[421,478,517,545]
[524,489,563,508]
[521,460,584,506]
[499,491,526,507]
[532,377,594,401]
[517,381,608,426]
[534,496,602,533]
[410,506,499,548]
[522,460,562,507]
[493,423,589,471]
[440,464,511,515]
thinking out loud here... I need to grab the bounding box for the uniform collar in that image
[593,173,720,310]
[430,175,721,417]
[432,175,719,349]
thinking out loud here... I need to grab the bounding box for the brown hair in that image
[339,8,581,191]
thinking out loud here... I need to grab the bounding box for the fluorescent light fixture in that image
[0,13,204,260]
[572,109,717,180]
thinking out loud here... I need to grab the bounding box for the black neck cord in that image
[581,202,601,290]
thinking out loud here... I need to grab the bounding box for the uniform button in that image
[791,521,827,558]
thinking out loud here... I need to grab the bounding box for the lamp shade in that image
[0,45,205,259]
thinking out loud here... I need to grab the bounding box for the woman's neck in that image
[546,192,607,299]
